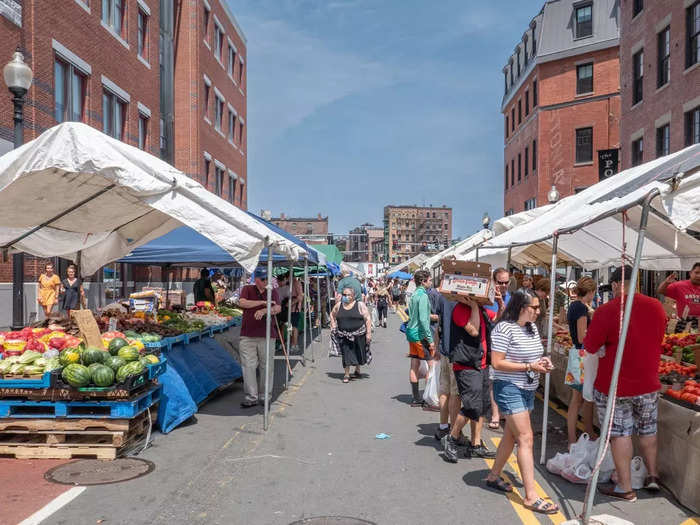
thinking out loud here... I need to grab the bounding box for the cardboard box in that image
[438,259,494,305]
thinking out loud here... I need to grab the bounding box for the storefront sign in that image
[598,149,619,180]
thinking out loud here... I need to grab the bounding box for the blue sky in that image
[228,0,538,239]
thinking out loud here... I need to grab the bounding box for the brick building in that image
[619,0,700,169]
[347,224,384,262]
[270,213,329,244]
[0,0,247,323]
[502,0,621,215]
[383,205,452,265]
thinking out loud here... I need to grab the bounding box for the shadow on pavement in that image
[391,394,415,405]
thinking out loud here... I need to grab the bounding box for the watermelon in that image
[59,348,81,367]
[88,363,103,373]
[90,364,115,387]
[104,355,127,372]
[117,346,140,362]
[82,347,106,366]
[107,337,129,356]
[141,354,160,365]
[62,363,91,387]
[116,361,145,383]
[124,330,139,339]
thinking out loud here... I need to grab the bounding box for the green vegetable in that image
[18,350,42,365]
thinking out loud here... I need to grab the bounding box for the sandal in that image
[485,477,513,493]
[523,498,559,515]
[352,370,362,379]
[343,375,350,383]
[488,421,500,430]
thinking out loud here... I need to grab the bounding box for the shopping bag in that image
[630,456,648,490]
[561,462,592,484]
[582,349,601,402]
[423,362,440,407]
[546,452,569,476]
[565,346,585,387]
[328,331,340,357]
[418,359,429,379]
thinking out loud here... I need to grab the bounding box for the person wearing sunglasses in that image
[330,286,372,383]
[238,268,281,408]
[485,289,559,515]
[484,267,511,320]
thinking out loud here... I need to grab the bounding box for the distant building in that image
[271,213,329,244]
[384,205,453,265]
[347,224,384,262]
[618,0,700,169]
[501,0,621,215]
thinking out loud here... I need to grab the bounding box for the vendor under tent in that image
[0,122,305,280]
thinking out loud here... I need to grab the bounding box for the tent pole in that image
[316,274,322,347]
[286,265,294,389]
[263,240,274,431]
[303,258,309,362]
[475,247,479,262]
[506,246,512,269]
[582,193,656,523]
[540,233,558,465]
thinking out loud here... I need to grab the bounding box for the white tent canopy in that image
[492,205,554,236]
[459,145,700,271]
[384,252,428,276]
[0,123,306,275]
[422,229,494,270]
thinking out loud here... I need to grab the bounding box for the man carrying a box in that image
[406,270,436,406]
[485,267,511,320]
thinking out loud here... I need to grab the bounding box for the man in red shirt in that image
[238,268,281,408]
[441,297,497,462]
[583,265,666,502]
[657,262,700,318]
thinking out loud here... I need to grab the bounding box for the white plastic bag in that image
[582,349,602,402]
[546,452,568,476]
[561,462,592,484]
[418,359,429,379]
[423,363,440,407]
[630,456,648,490]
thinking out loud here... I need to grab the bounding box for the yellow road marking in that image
[680,519,700,525]
[396,308,409,322]
[483,456,542,525]
[490,436,567,524]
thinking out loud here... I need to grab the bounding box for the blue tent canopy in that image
[388,271,412,280]
[119,217,318,266]
[246,212,319,264]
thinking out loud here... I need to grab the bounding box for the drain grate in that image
[289,518,376,525]
[45,458,155,486]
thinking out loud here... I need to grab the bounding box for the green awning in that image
[310,244,343,264]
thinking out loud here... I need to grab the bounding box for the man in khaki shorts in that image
[434,295,464,442]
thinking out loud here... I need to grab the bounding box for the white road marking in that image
[18,486,86,525]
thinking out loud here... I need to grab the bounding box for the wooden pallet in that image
[0,383,150,402]
[0,407,156,460]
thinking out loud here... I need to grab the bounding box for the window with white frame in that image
[203,4,210,44]
[238,59,244,84]
[215,165,225,196]
[203,80,210,120]
[102,0,125,38]
[238,120,244,144]
[228,45,236,76]
[54,57,86,123]
[575,4,593,39]
[138,8,148,59]
[203,155,211,187]
[524,198,537,211]
[215,94,224,131]
[228,173,237,204]
[102,89,127,140]
[138,113,148,150]
[228,108,236,141]
[686,105,700,146]
[215,23,224,62]
[656,123,670,158]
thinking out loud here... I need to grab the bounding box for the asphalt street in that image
[37,311,697,525]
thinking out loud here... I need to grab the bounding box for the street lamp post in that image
[482,212,491,230]
[4,49,33,329]
[547,184,560,204]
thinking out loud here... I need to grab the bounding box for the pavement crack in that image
[224,454,317,465]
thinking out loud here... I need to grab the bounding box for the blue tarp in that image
[157,364,197,434]
[388,271,412,280]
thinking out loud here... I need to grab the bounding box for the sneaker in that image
[643,476,660,492]
[434,426,450,441]
[468,443,497,459]
[240,400,257,408]
[441,435,459,463]
[454,434,470,447]
[410,398,423,407]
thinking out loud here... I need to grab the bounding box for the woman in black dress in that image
[59,264,86,316]
[330,286,372,383]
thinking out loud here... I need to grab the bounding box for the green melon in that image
[104,355,127,372]
[117,346,140,362]
[107,337,130,356]
[82,347,106,366]
[61,363,91,387]
[90,364,115,387]
[59,348,81,367]
[88,363,103,373]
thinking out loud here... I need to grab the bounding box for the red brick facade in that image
[174,0,247,209]
[504,46,621,213]
[271,214,329,244]
[619,0,700,169]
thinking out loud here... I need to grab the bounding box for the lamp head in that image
[3,49,33,95]
[547,185,560,203]
[482,212,490,228]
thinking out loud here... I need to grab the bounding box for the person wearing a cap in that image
[237,268,281,408]
[656,262,700,319]
[583,265,666,501]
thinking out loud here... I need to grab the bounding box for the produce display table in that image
[657,397,700,514]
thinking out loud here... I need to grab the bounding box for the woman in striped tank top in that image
[484,290,559,515]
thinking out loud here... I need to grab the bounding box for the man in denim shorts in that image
[584,265,666,502]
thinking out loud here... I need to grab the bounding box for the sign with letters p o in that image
[598,149,619,180]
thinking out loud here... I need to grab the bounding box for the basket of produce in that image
[0,352,62,388]
[664,379,700,411]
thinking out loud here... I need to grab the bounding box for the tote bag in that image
[564,346,585,387]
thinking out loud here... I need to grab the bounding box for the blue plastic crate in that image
[0,369,58,389]
[145,340,165,350]
[171,334,186,345]
[0,384,162,419]
[211,324,224,334]
[146,357,167,380]
[184,332,201,344]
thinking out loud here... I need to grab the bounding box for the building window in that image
[505,116,509,138]
[631,137,644,166]
[505,164,509,189]
[686,2,700,69]
[525,90,530,116]
[102,90,126,140]
[102,0,125,38]
[138,113,148,150]
[633,0,643,17]
[524,146,529,177]
[517,52,520,76]
[138,9,148,59]
[504,73,508,95]
[215,23,224,62]
[511,108,515,131]
[54,58,85,123]
[517,152,522,181]
[238,121,244,145]
[215,95,224,131]
[524,198,536,211]
[575,127,593,163]
[510,63,514,86]
[656,123,670,158]
[228,45,236,76]
[518,99,522,124]
[532,139,537,171]
[575,4,593,39]
[685,106,700,146]
[215,165,224,196]
[532,79,538,106]
[203,4,210,43]
[633,49,644,105]
[532,23,537,54]
[229,175,237,204]
[203,82,210,119]
[576,62,593,94]
[228,110,236,141]
[238,61,244,84]
[511,159,515,186]
[657,27,670,88]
